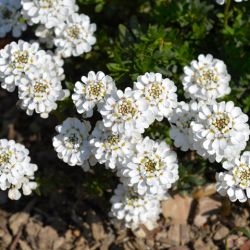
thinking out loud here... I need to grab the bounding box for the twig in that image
[8,199,36,250]
[224,0,232,27]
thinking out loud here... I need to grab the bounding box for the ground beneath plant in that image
[1,84,250,250]
[1,189,250,250]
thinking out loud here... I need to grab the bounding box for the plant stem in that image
[224,0,232,27]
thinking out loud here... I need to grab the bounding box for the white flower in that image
[21,0,78,28]
[169,101,199,151]
[72,71,117,117]
[35,25,54,49]
[0,40,40,92]
[182,54,231,102]
[100,87,155,136]
[134,72,177,121]
[0,139,38,200]
[54,13,96,58]
[90,121,139,170]
[120,137,179,195]
[216,151,250,202]
[110,184,162,230]
[191,101,250,163]
[18,68,65,118]
[0,0,27,38]
[52,118,92,171]
[216,0,247,4]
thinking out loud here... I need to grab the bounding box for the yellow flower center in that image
[239,169,250,182]
[212,114,230,132]
[232,164,250,188]
[118,99,136,116]
[67,25,81,39]
[88,82,104,97]
[148,83,163,99]
[34,82,48,94]
[143,157,157,173]
[0,151,12,165]
[13,51,29,66]
[40,0,54,8]
[197,69,218,87]
[106,135,119,146]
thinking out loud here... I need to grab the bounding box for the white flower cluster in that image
[216,152,250,202]
[0,0,27,38]
[191,101,249,163]
[0,40,67,118]
[110,184,162,230]
[0,139,38,200]
[52,56,250,228]
[52,71,179,230]
[1,0,249,226]
[21,0,96,58]
[182,54,231,102]
[175,54,250,203]
[0,1,97,118]
[52,117,95,172]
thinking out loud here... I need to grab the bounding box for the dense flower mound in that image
[0,0,27,38]
[191,101,250,162]
[52,117,93,171]
[120,137,179,195]
[21,0,78,29]
[54,13,96,58]
[100,87,155,135]
[0,139,38,200]
[110,184,162,230]
[0,0,250,232]
[133,72,177,121]
[51,69,181,231]
[72,71,116,117]
[216,151,250,202]
[182,54,231,102]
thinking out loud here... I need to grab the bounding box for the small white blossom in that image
[191,101,250,162]
[54,13,96,58]
[18,69,65,118]
[0,139,38,200]
[169,101,199,151]
[134,72,177,121]
[216,151,250,202]
[110,184,162,230]
[0,0,27,38]
[0,40,40,92]
[52,118,92,171]
[100,87,155,136]
[182,54,231,102]
[90,121,139,170]
[72,71,117,117]
[120,137,179,195]
[21,0,78,28]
